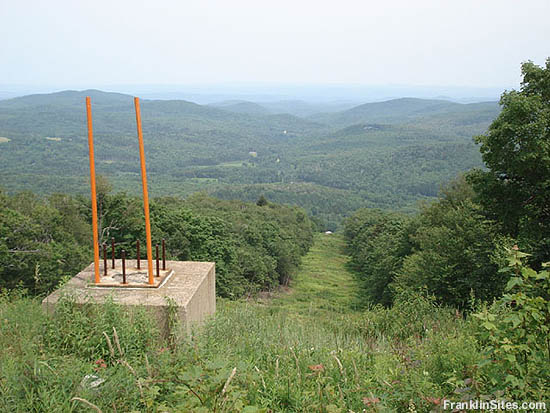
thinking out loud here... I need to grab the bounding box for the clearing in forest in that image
[268,232,361,316]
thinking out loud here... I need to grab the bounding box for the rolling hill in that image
[0,90,499,228]
[210,99,358,117]
[208,100,271,115]
[309,97,499,128]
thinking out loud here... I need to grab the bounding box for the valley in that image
[0,90,499,228]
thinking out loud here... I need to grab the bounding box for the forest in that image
[0,187,314,298]
[0,59,549,411]
[0,88,500,229]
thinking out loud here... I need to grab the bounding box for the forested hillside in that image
[309,98,498,128]
[210,99,357,117]
[0,90,499,228]
[344,60,550,310]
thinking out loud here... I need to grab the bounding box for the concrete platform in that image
[42,260,216,335]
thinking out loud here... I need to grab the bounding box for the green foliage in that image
[10,232,550,411]
[471,58,550,266]
[43,295,160,361]
[212,182,369,231]
[345,177,511,309]
[5,60,550,408]
[256,195,268,206]
[0,190,91,294]
[0,188,314,298]
[473,247,550,398]
[161,359,266,412]
[180,194,314,295]
[0,90,499,229]
[344,209,412,306]
[363,288,457,342]
[394,190,507,309]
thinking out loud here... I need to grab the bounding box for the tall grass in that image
[0,293,482,412]
[0,235,490,412]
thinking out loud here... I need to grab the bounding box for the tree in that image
[392,177,508,309]
[0,191,90,294]
[470,58,550,265]
[344,208,412,306]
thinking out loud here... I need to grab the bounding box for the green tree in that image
[392,177,508,309]
[0,188,313,298]
[470,58,550,265]
[0,190,90,294]
[256,195,268,206]
[344,208,412,306]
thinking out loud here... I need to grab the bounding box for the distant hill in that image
[209,100,271,115]
[309,97,499,128]
[0,89,324,140]
[0,89,134,108]
[0,90,500,228]
[209,99,357,117]
[258,100,357,117]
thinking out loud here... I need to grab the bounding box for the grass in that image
[0,234,491,412]
[269,233,361,315]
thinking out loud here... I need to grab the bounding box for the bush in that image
[363,288,456,342]
[473,247,550,398]
[0,191,91,295]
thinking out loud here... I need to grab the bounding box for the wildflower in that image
[362,396,380,407]
[424,396,441,405]
[308,364,324,372]
[93,359,107,370]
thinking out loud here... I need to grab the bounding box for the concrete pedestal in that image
[42,260,216,335]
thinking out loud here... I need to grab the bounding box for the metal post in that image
[103,243,107,277]
[86,97,100,284]
[162,239,166,270]
[122,250,127,284]
[155,244,160,277]
[111,237,115,269]
[134,97,154,285]
[136,239,140,270]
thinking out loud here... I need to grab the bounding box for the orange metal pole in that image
[134,97,154,284]
[86,97,100,284]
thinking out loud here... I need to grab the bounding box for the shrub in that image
[473,247,550,398]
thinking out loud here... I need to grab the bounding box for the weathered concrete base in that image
[42,260,216,335]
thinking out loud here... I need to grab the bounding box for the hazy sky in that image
[1,0,549,88]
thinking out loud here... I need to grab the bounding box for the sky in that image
[1,0,549,93]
